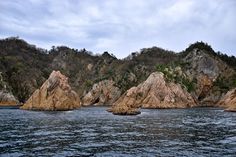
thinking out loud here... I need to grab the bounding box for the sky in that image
[0,0,235,58]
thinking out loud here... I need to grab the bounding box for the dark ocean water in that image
[0,107,235,157]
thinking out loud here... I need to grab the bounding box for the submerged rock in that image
[21,71,80,111]
[109,105,141,115]
[109,72,196,115]
[0,90,18,106]
[82,80,121,106]
[218,88,236,112]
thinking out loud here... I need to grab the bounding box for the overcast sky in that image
[0,0,235,58]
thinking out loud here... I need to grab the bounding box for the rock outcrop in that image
[82,80,121,106]
[218,88,236,112]
[0,72,18,106]
[0,90,18,106]
[183,48,235,105]
[184,49,220,80]
[109,72,196,115]
[21,71,80,111]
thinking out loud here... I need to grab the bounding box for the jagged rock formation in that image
[218,88,236,112]
[110,72,196,115]
[21,71,80,110]
[0,90,18,106]
[82,80,121,106]
[1,38,236,108]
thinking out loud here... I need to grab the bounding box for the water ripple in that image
[0,107,235,156]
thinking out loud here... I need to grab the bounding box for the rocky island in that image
[109,72,196,115]
[21,71,80,111]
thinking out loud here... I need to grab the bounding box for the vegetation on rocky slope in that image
[156,64,195,92]
[182,41,236,68]
[1,37,236,105]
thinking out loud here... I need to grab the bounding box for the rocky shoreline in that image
[0,39,236,114]
[1,67,235,114]
[13,70,235,115]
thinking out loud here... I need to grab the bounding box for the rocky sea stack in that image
[110,72,196,115]
[218,88,236,112]
[21,71,80,111]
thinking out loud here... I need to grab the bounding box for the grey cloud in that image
[0,0,235,58]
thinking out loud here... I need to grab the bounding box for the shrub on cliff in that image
[156,64,195,92]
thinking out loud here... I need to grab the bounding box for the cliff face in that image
[110,72,196,115]
[181,48,236,105]
[21,71,80,111]
[82,80,121,106]
[218,88,236,112]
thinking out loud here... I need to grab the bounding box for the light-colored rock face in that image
[82,80,121,106]
[0,90,18,106]
[21,71,80,110]
[184,49,235,104]
[110,72,196,115]
[184,49,220,79]
[87,64,93,71]
[218,88,236,112]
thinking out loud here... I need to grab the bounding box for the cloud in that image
[0,0,235,58]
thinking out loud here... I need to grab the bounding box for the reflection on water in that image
[0,107,235,156]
